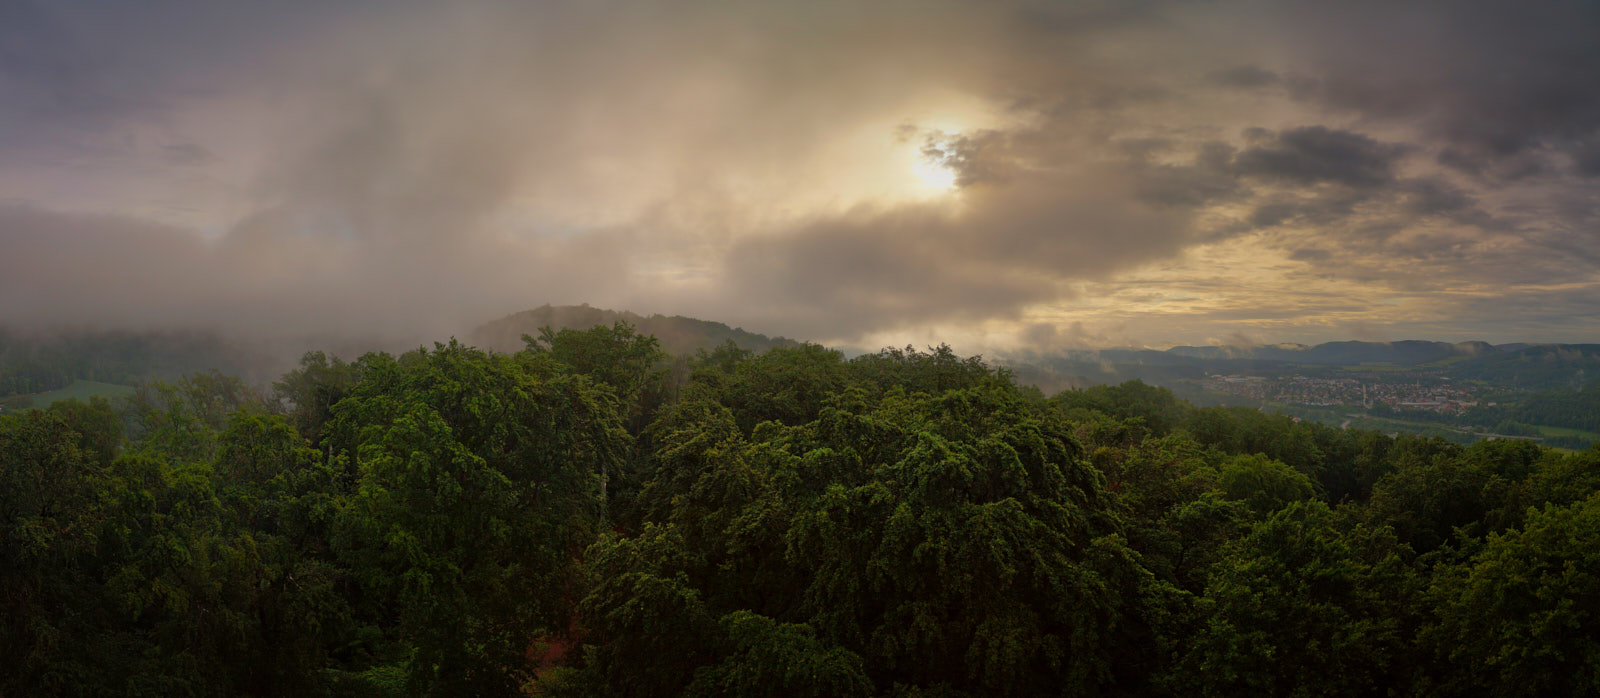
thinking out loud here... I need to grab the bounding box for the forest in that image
[4,323,1598,697]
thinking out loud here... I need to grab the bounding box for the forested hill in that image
[0,306,799,405]
[0,328,258,397]
[6,328,1599,696]
[469,304,802,356]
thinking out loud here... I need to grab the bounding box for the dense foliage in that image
[4,329,1599,696]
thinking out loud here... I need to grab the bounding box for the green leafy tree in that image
[584,379,1169,696]
[1219,453,1316,517]
[574,524,721,697]
[848,344,1011,397]
[128,371,266,464]
[1051,380,1189,435]
[98,452,347,695]
[1425,493,1600,697]
[327,342,627,695]
[525,321,668,432]
[1309,427,1394,505]
[1172,501,1423,696]
[685,611,873,698]
[1528,445,1600,509]
[1179,406,1326,478]
[1097,433,1243,592]
[1365,436,1544,553]
[0,406,116,693]
[273,351,359,449]
[691,343,853,432]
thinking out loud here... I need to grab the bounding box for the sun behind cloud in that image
[912,150,958,191]
[910,132,961,193]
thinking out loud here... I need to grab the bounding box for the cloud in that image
[1211,331,1265,349]
[0,0,1598,352]
[1277,2,1600,174]
[1208,65,1280,88]
[1575,141,1600,178]
[710,159,1195,339]
[1231,126,1407,188]
[0,203,633,340]
[160,143,215,166]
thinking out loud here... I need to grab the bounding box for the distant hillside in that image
[1001,340,1600,393]
[0,328,261,397]
[469,304,804,357]
[1446,344,1600,389]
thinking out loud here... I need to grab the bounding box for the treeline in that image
[0,328,248,397]
[1486,379,1600,434]
[0,356,76,396]
[4,324,1599,696]
[1456,382,1600,440]
[1365,380,1600,448]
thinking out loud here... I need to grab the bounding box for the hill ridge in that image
[468,304,804,357]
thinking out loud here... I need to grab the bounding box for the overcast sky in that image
[2,0,1598,351]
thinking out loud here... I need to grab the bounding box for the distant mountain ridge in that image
[468,304,803,357]
[4,308,1593,398]
[469,307,1597,390]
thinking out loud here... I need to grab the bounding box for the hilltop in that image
[467,304,803,358]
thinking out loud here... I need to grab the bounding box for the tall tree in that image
[1426,493,1600,697]
[1172,501,1423,697]
[327,342,627,695]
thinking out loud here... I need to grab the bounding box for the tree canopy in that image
[3,333,1599,696]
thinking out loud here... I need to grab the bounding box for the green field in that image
[19,380,137,409]
[1536,425,1600,441]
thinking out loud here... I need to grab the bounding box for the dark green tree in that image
[580,380,1171,696]
[1219,453,1316,517]
[1425,493,1600,697]
[525,321,668,433]
[1172,501,1423,696]
[327,342,627,695]
[273,350,359,449]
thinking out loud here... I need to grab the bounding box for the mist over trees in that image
[4,324,1600,696]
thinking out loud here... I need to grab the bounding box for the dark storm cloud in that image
[1230,126,1407,189]
[1248,203,1300,229]
[1399,179,1473,217]
[1280,1,1600,175]
[1236,172,1505,240]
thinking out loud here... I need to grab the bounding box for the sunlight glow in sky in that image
[912,139,960,192]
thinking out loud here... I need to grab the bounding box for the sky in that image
[2,0,1598,352]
